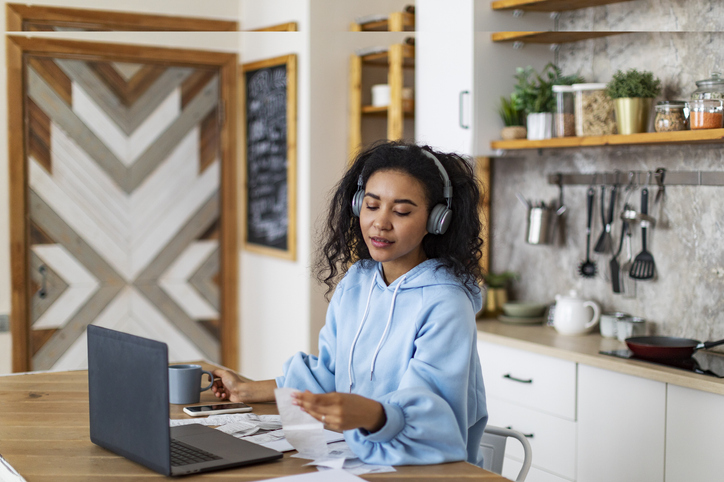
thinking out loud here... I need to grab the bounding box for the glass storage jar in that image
[572,83,617,136]
[687,99,723,129]
[553,85,575,137]
[654,101,688,132]
[691,72,724,100]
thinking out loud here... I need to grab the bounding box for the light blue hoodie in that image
[276,259,488,466]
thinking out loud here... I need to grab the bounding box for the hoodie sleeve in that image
[274,279,344,394]
[344,285,484,466]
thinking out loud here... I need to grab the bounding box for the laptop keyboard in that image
[170,439,222,467]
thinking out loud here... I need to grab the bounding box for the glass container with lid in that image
[552,85,575,137]
[654,101,688,132]
[572,83,617,136]
[691,72,724,100]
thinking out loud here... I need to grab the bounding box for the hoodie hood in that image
[369,259,483,313]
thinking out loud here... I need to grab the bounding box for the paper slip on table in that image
[0,361,504,481]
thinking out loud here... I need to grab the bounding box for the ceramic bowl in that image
[502,301,547,318]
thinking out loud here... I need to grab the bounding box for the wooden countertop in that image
[0,364,503,481]
[477,319,724,396]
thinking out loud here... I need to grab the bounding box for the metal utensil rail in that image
[547,170,724,186]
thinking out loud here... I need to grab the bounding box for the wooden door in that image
[9,39,238,372]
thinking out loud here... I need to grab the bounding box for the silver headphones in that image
[351,147,453,235]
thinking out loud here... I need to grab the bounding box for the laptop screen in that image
[87,325,172,475]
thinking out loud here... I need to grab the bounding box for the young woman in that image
[212,141,488,466]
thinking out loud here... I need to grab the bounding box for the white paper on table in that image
[302,441,396,475]
[274,388,329,459]
[260,468,365,481]
[253,429,343,453]
[0,455,27,482]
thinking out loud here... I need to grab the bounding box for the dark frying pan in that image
[626,336,724,360]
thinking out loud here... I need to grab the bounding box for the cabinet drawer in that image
[478,341,576,420]
[487,396,576,480]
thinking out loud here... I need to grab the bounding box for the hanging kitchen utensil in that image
[578,187,597,278]
[620,217,636,298]
[626,336,724,361]
[594,182,617,253]
[609,218,628,293]
[629,186,656,280]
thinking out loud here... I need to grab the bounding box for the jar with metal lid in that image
[691,72,724,100]
[654,101,688,132]
[687,99,724,129]
[552,85,575,137]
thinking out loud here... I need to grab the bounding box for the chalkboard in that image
[241,55,297,260]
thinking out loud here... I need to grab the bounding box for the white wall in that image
[0,0,240,374]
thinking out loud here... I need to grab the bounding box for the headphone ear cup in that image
[427,204,452,235]
[351,189,365,217]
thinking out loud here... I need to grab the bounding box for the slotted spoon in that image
[629,187,656,280]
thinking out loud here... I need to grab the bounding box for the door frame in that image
[8,37,239,372]
[5,3,238,32]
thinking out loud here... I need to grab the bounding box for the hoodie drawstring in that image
[348,271,377,393]
[370,275,406,380]
[347,272,407,392]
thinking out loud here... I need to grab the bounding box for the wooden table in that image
[0,363,503,481]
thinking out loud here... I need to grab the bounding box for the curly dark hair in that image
[315,140,485,298]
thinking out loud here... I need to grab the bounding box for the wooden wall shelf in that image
[491,0,636,12]
[361,104,415,116]
[350,12,415,32]
[361,45,415,67]
[490,129,724,151]
[492,30,626,44]
[349,44,415,156]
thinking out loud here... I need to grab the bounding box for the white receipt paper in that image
[263,468,364,481]
[274,388,329,459]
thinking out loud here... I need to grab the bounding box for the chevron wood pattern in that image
[26,56,222,371]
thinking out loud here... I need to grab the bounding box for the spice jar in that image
[691,72,724,100]
[573,83,617,136]
[687,99,723,129]
[654,101,688,132]
[553,85,575,137]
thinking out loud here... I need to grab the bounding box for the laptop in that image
[87,325,283,476]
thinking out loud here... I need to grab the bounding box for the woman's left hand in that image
[292,391,386,433]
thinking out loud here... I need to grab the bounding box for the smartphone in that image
[183,402,252,417]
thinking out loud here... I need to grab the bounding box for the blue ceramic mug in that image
[168,364,214,404]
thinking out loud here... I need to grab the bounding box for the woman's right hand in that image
[211,370,277,403]
[211,369,244,401]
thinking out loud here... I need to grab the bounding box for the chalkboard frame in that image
[240,54,297,260]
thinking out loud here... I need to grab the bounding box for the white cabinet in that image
[415,1,552,157]
[415,0,473,155]
[478,341,577,481]
[665,385,724,481]
[576,365,666,482]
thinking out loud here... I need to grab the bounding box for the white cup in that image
[616,316,647,342]
[600,312,629,338]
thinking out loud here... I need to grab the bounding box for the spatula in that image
[594,184,616,254]
[629,188,656,280]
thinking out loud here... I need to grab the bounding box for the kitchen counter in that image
[477,319,724,396]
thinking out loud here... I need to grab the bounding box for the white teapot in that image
[553,290,601,336]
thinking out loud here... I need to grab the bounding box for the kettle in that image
[553,290,601,336]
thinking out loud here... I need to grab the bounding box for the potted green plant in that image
[513,64,583,140]
[481,271,519,317]
[606,68,662,134]
[498,94,526,140]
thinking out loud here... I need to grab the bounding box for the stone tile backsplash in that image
[490,0,724,341]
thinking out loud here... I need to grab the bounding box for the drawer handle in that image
[503,373,533,384]
[506,426,534,438]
